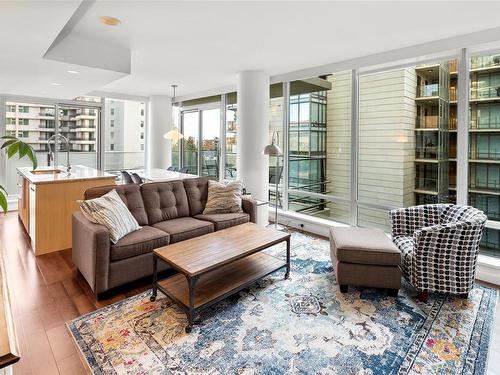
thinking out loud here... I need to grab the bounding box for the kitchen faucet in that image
[47,134,71,173]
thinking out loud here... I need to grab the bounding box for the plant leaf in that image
[0,188,7,213]
[19,142,29,158]
[7,142,20,158]
[26,147,38,170]
[1,139,18,149]
[0,135,16,140]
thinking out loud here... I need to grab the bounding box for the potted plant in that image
[0,136,37,212]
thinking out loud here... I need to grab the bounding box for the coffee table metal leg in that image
[285,237,291,279]
[150,254,158,302]
[185,276,199,333]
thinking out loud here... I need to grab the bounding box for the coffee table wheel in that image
[185,325,193,333]
[150,295,156,302]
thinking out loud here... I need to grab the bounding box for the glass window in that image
[3,101,55,195]
[469,52,500,257]
[287,71,352,224]
[225,92,237,179]
[358,60,457,231]
[201,108,221,178]
[103,99,146,172]
[182,111,200,175]
[269,84,284,208]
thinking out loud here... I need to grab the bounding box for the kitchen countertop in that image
[127,168,199,182]
[17,165,116,185]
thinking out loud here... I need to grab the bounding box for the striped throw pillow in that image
[79,189,141,244]
[203,180,243,214]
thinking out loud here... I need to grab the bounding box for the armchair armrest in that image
[72,212,111,295]
[389,204,445,237]
[242,197,257,224]
[411,220,485,293]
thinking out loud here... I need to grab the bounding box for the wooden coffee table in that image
[150,222,291,332]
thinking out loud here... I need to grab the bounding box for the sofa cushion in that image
[110,226,169,261]
[329,227,400,266]
[194,212,250,230]
[203,179,243,214]
[141,181,190,224]
[84,184,149,225]
[153,217,214,243]
[79,189,142,244]
[183,177,210,215]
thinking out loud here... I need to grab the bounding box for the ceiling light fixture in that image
[100,16,121,26]
[164,85,184,145]
[67,70,79,74]
[51,82,63,86]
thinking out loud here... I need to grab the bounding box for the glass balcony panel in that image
[417,84,439,98]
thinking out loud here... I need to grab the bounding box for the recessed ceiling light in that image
[427,69,433,73]
[67,70,79,74]
[100,16,121,26]
[51,82,63,86]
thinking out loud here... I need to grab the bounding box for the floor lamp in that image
[263,131,287,231]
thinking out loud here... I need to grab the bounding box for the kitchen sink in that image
[30,169,63,175]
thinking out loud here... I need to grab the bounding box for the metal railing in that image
[415,146,438,159]
[417,84,439,98]
[471,55,500,70]
[416,115,439,129]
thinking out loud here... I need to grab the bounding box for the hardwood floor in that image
[0,211,499,374]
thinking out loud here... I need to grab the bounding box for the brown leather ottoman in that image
[329,227,401,296]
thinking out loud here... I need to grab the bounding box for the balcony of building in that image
[415,115,439,129]
[416,83,439,99]
[471,54,500,72]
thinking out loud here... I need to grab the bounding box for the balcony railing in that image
[415,178,438,191]
[470,119,500,130]
[415,146,438,159]
[416,115,439,129]
[471,87,500,100]
[471,179,500,191]
[470,150,500,160]
[417,84,439,98]
[471,55,500,70]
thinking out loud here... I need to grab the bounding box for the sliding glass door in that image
[181,110,200,175]
[201,108,221,178]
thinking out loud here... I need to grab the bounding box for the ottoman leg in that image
[339,285,348,293]
[388,289,398,297]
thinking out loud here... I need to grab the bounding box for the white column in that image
[237,71,269,201]
[147,95,172,169]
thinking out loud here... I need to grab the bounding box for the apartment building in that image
[284,55,500,254]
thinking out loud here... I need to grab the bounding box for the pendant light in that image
[163,84,183,145]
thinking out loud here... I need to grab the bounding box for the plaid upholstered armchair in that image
[389,204,487,302]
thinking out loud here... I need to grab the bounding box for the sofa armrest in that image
[242,197,257,224]
[72,212,111,295]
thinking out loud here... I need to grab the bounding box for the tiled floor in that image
[0,211,498,374]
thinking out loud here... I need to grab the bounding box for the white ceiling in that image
[2,1,500,99]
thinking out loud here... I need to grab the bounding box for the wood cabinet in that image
[17,168,116,255]
[17,174,29,231]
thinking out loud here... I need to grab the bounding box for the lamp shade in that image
[163,127,183,145]
[263,143,281,156]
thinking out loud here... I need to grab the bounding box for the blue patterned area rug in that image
[67,232,498,374]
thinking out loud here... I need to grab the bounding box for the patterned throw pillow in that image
[203,180,243,214]
[79,189,141,244]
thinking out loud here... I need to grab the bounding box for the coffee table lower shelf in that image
[152,252,287,331]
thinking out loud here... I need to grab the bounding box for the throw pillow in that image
[79,189,141,244]
[203,179,243,214]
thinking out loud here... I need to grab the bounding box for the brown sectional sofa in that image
[72,177,257,297]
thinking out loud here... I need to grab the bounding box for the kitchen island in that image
[17,165,116,255]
